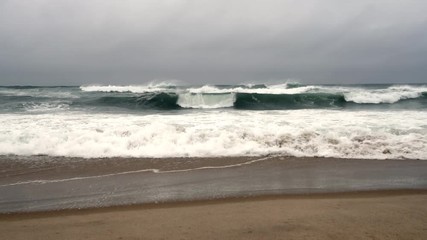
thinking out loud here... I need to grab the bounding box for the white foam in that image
[343,85,427,104]
[21,101,71,112]
[267,83,294,89]
[79,82,316,95]
[186,85,221,94]
[80,81,177,93]
[0,110,426,159]
[177,93,235,109]
[185,84,315,95]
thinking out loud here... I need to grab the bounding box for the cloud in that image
[1,0,426,85]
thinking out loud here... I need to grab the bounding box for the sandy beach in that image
[1,190,426,240]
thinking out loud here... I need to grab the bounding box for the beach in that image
[2,0,427,237]
[1,156,427,239]
[1,190,426,240]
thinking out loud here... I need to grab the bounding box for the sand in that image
[1,190,427,240]
[1,156,427,239]
[2,156,427,212]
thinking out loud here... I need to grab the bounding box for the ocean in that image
[1,82,427,213]
[0,83,426,159]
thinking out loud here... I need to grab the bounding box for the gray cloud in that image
[1,0,427,85]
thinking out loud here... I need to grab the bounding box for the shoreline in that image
[1,155,425,183]
[1,156,427,213]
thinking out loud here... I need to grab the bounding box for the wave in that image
[76,93,180,110]
[71,92,347,110]
[177,93,235,109]
[343,85,427,104]
[2,84,426,112]
[80,82,177,93]
[80,82,307,94]
[73,91,426,111]
[234,93,346,109]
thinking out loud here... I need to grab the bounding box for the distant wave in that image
[80,82,177,93]
[343,85,427,104]
[77,84,427,110]
[83,93,181,110]
[1,84,426,112]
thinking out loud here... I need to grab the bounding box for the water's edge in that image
[1,156,426,213]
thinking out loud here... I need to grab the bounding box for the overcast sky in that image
[1,0,426,85]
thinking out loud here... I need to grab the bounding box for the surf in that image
[77,84,427,110]
[1,84,426,113]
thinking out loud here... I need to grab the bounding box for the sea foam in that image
[177,93,235,109]
[0,110,426,159]
[343,85,427,104]
[80,82,177,93]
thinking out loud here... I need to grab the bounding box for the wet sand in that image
[1,190,427,240]
[1,156,427,239]
[1,156,427,212]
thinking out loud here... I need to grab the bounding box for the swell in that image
[73,92,348,110]
[75,84,427,110]
[3,91,426,111]
[234,93,347,109]
[1,85,426,111]
[78,91,425,110]
[73,92,180,110]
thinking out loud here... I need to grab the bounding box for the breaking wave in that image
[1,84,426,112]
[77,84,427,110]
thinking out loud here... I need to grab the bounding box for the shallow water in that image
[0,156,426,213]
